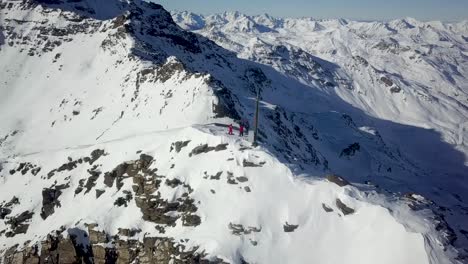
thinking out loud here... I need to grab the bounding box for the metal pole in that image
[253,85,260,147]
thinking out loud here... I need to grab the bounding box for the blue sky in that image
[153,0,467,21]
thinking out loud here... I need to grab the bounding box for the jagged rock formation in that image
[2,225,221,264]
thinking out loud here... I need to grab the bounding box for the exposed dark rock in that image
[41,184,69,219]
[434,213,457,246]
[129,160,200,227]
[242,160,264,167]
[75,179,85,195]
[228,223,262,236]
[95,189,105,199]
[236,176,248,183]
[171,140,191,153]
[227,175,238,185]
[189,144,215,157]
[155,58,190,83]
[283,222,299,232]
[215,143,228,151]
[155,225,166,234]
[322,203,334,213]
[139,154,154,167]
[84,166,101,193]
[244,186,251,193]
[340,143,360,158]
[5,211,34,237]
[0,207,12,219]
[182,214,201,227]
[380,76,394,87]
[390,86,402,93]
[3,231,88,264]
[91,235,216,263]
[1,197,19,220]
[326,174,350,187]
[166,178,182,188]
[104,154,154,190]
[57,159,79,172]
[380,77,401,93]
[208,77,241,120]
[336,199,355,215]
[112,14,127,29]
[89,149,106,165]
[239,146,252,151]
[31,167,41,176]
[5,196,19,207]
[210,171,222,180]
[87,224,108,244]
[353,55,369,66]
[114,191,133,207]
[13,162,40,175]
[118,228,141,237]
[403,193,431,210]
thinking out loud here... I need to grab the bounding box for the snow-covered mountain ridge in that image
[172,11,468,255]
[0,1,466,263]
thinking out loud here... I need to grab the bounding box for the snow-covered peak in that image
[171,11,206,30]
[388,17,421,30]
[253,13,282,28]
[202,12,277,33]
[0,2,467,263]
[29,0,132,19]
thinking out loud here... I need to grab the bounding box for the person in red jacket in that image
[239,124,244,137]
[228,124,233,135]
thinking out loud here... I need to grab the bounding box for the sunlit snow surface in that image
[0,1,466,263]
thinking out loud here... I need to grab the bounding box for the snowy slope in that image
[0,1,466,263]
[0,125,446,263]
[173,9,468,256]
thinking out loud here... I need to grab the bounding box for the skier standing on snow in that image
[239,124,244,137]
[228,124,233,135]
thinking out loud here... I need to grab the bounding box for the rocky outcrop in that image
[2,232,81,264]
[336,199,355,215]
[171,140,191,153]
[242,160,265,167]
[107,155,203,228]
[189,143,229,157]
[8,162,40,176]
[326,174,350,187]
[40,184,69,219]
[322,203,334,213]
[104,154,155,190]
[228,223,261,236]
[380,76,401,93]
[47,149,106,178]
[1,226,222,264]
[0,197,19,220]
[283,222,299,232]
[340,143,360,158]
[4,211,34,237]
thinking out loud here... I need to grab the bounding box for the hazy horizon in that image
[152,0,468,22]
